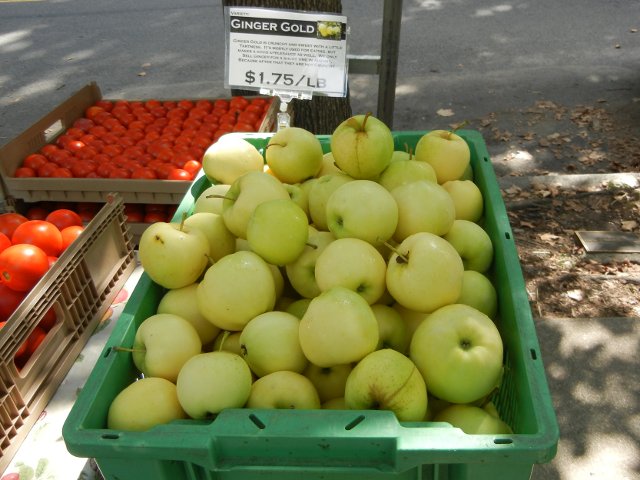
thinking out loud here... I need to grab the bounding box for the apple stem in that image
[112,346,146,354]
[206,194,234,201]
[179,212,188,232]
[305,242,318,249]
[380,239,409,264]
[361,112,372,130]
[448,120,469,139]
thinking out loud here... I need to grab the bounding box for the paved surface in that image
[1,1,640,479]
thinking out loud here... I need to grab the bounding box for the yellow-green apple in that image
[409,303,504,404]
[325,180,398,246]
[193,184,231,215]
[176,351,253,419]
[157,283,220,345]
[442,179,484,223]
[285,297,312,319]
[138,219,209,289]
[246,198,309,266]
[268,263,285,302]
[265,127,323,183]
[414,130,471,184]
[211,330,243,355]
[344,348,427,422]
[307,173,353,231]
[443,219,494,273]
[285,229,335,298]
[330,113,394,180]
[246,370,321,409]
[392,303,430,341]
[433,404,513,434]
[222,170,289,239]
[318,151,343,176]
[371,303,410,353]
[284,183,310,219]
[196,250,276,331]
[314,237,387,305]
[460,163,474,181]
[322,397,347,409]
[386,232,464,313]
[202,134,264,184]
[299,286,379,367]
[457,270,498,319]
[240,311,308,377]
[183,212,235,262]
[378,159,438,192]
[107,377,187,431]
[131,313,202,383]
[391,180,456,241]
[303,362,353,403]
[390,150,411,162]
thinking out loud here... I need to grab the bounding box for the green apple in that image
[285,297,312,318]
[433,404,513,435]
[240,311,308,377]
[157,283,220,345]
[391,180,456,242]
[390,150,411,162]
[265,127,323,183]
[193,184,231,215]
[131,313,202,383]
[443,219,494,273]
[196,250,276,331]
[246,370,321,409]
[202,134,264,184]
[246,198,309,266]
[303,362,353,403]
[457,270,498,319]
[314,237,387,305]
[325,179,398,246]
[409,303,504,404]
[330,113,394,180]
[392,303,430,341]
[285,229,335,299]
[344,348,427,422]
[107,377,187,431]
[371,303,410,353]
[138,220,209,289]
[268,263,285,302]
[307,172,353,231]
[222,170,290,239]
[284,183,310,219]
[414,130,471,184]
[299,286,379,367]
[318,151,343,176]
[442,179,484,223]
[211,330,243,355]
[176,351,253,419]
[378,159,438,192]
[386,232,464,313]
[183,212,236,262]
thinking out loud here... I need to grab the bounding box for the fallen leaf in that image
[539,233,560,242]
[436,108,454,117]
[621,220,638,231]
[141,63,152,68]
[566,289,584,301]
[137,71,147,77]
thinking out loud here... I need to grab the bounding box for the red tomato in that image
[60,225,84,250]
[230,96,250,110]
[233,122,256,133]
[144,211,168,223]
[95,100,114,111]
[15,325,48,366]
[0,244,50,292]
[11,220,63,257]
[0,233,11,254]
[167,169,193,181]
[37,162,58,178]
[14,167,37,178]
[47,255,57,268]
[177,99,194,110]
[73,117,95,131]
[85,106,105,120]
[39,306,57,331]
[130,167,158,179]
[23,153,48,170]
[51,167,73,178]
[182,159,202,175]
[0,284,27,321]
[45,209,83,230]
[25,206,50,221]
[214,99,229,111]
[0,213,29,237]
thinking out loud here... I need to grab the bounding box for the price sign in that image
[224,7,349,98]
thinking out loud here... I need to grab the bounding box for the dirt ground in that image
[470,99,640,318]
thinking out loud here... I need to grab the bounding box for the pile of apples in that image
[107,114,513,436]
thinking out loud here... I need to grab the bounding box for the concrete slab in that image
[531,316,640,479]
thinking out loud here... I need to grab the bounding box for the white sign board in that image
[224,7,348,98]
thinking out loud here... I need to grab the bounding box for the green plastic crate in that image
[62,131,559,480]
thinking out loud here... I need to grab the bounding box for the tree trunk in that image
[222,0,352,134]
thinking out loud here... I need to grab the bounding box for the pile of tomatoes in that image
[0,210,86,368]
[13,96,272,182]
